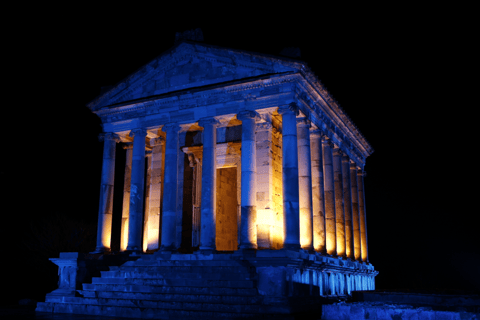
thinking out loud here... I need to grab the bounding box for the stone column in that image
[120,144,132,251]
[160,124,180,251]
[357,168,369,262]
[310,130,326,253]
[322,137,336,255]
[198,117,219,251]
[94,132,119,253]
[333,146,346,257]
[126,129,147,252]
[237,110,259,250]
[278,104,300,251]
[145,137,165,251]
[342,154,354,259]
[297,118,313,251]
[350,161,361,260]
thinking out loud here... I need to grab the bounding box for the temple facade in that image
[37,40,377,318]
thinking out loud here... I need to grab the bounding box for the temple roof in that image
[87,41,373,159]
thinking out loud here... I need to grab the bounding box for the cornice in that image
[94,73,297,120]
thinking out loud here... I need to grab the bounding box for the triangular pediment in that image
[87,42,303,110]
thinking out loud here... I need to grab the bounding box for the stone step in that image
[119,259,249,268]
[36,301,294,318]
[75,290,264,304]
[82,283,259,296]
[90,277,256,288]
[109,265,252,274]
[100,270,254,280]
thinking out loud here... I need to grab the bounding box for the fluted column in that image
[278,104,300,251]
[357,168,369,262]
[322,137,336,255]
[198,117,219,251]
[297,118,313,251]
[120,144,133,251]
[160,124,180,251]
[237,110,259,250]
[94,132,119,253]
[350,161,361,260]
[342,154,354,259]
[310,130,326,253]
[126,129,147,252]
[333,146,346,257]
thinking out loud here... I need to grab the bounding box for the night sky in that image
[2,7,477,305]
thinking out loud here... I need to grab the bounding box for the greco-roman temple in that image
[38,37,377,318]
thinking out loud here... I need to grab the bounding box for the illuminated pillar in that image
[120,144,132,251]
[342,154,354,259]
[278,104,300,251]
[297,118,313,251]
[94,132,119,253]
[322,137,336,255]
[126,129,147,252]
[357,168,369,262]
[333,146,346,257]
[145,137,165,251]
[160,124,180,251]
[350,161,361,260]
[238,110,259,250]
[198,117,219,251]
[311,130,326,253]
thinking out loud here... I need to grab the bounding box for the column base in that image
[90,247,111,254]
[283,243,301,251]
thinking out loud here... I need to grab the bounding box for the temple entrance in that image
[215,167,238,251]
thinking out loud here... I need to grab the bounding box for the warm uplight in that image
[120,218,129,251]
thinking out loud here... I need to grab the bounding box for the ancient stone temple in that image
[37,39,377,318]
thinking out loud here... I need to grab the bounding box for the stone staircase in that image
[36,253,318,319]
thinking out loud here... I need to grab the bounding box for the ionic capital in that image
[255,121,272,132]
[197,117,220,128]
[237,110,260,122]
[162,123,181,134]
[349,160,358,170]
[128,128,147,138]
[333,146,343,157]
[296,117,311,128]
[150,136,165,146]
[122,143,133,150]
[277,103,299,116]
[310,129,324,139]
[98,132,120,143]
[321,136,333,147]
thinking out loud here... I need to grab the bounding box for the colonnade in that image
[93,104,368,262]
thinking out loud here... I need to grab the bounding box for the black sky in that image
[2,5,477,304]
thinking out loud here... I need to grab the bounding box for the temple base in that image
[37,251,377,318]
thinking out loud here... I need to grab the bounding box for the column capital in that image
[162,123,181,134]
[333,146,343,157]
[321,135,333,146]
[350,160,358,169]
[122,143,133,150]
[128,128,147,138]
[150,136,165,146]
[198,117,220,128]
[296,117,311,128]
[256,121,272,132]
[342,154,350,163]
[357,169,366,177]
[237,110,260,121]
[98,132,120,142]
[277,103,299,116]
[310,129,325,139]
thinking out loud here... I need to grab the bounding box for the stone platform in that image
[36,250,376,319]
